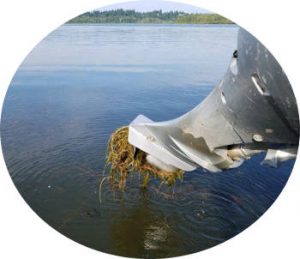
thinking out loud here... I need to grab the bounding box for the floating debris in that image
[104,126,184,190]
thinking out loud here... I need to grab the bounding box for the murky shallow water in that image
[1,24,294,258]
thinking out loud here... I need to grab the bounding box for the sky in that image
[98,0,208,13]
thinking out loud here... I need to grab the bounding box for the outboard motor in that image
[128,28,299,173]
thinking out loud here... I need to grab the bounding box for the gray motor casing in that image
[128,28,299,172]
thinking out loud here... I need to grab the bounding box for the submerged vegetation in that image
[104,126,184,190]
[68,9,233,24]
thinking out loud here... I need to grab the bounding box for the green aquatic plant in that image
[105,126,184,190]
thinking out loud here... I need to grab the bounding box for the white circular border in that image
[0,1,299,259]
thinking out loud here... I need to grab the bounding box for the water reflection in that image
[108,190,182,258]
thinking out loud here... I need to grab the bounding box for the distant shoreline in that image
[66,23,236,26]
[67,9,233,24]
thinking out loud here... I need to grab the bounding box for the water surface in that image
[1,24,294,258]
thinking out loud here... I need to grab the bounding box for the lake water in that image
[1,24,294,258]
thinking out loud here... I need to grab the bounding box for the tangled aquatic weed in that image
[104,126,184,190]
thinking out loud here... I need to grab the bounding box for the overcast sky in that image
[98,0,208,13]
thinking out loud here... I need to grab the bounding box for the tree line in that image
[68,9,233,24]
